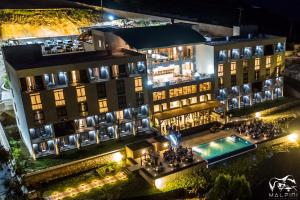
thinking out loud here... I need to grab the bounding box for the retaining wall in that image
[24,149,125,187]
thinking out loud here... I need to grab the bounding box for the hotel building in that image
[2,24,286,158]
[3,44,150,159]
[87,25,221,135]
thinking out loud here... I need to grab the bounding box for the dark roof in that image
[2,44,143,70]
[94,24,206,49]
[126,141,153,151]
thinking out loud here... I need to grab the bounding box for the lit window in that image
[134,77,143,92]
[266,56,271,68]
[276,55,282,66]
[115,110,124,120]
[153,91,166,101]
[218,64,224,77]
[76,86,86,102]
[53,89,65,106]
[98,99,108,113]
[230,62,236,75]
[243,60,248,69]
[255,58,260,70]
[169,85,196,98]
[170,101,180,109]
[71,70,79,84]
[181,99,188,106]
[112,65,119,78]
[189,97,197,104]
[30,93,42,110]
[162,103,167,111]
[199,82,211,92]
[153,105,160,113]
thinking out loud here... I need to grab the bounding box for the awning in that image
[153,101,220,121]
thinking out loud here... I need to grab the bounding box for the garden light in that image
[288,133,298,142]
[255,112,261,118]
[155,178,164,190]
[112,152,123,163]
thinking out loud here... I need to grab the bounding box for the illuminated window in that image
[134,77,143,92]
[276,55,282,66]
[162,103,167,111]
[181,99,188,106]
[30,93,42,110]
[243,60,248,69]
[153,91,166,101]
[169,85,196,98]
[112,65,119,78]
[218,77,224,87]
[170,101,180,109]
[71,70,79,84]
[230,62,236,75]
[76,86,86,102]
[189,97,197,104]
[53,89,65,106]
[266,56,271,68]
[218,64,224,77]
[199,82,211,92]
[153,105,160,113]
[98,99,108,113]
[255,58,260,70]
[115,110,124,120]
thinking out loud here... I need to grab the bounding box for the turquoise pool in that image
[192,135,255,164]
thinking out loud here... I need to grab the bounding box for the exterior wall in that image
[211,36,286,111]
[5,63,34,157]
[195,44,214,74]
[23,150,125,187]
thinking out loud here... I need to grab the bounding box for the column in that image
[132,120,137,136]
[238,96,241,109]
[76,134,80,149]
[271,89,274,100]
[54,139,60,155]
[96,129,100,144]
[114,125,119,140]
[249,94,253,106]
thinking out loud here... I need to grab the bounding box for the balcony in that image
[44,72,68,89]
[58,135,77,152]
[30,125,53,143]
[32,140,55,158]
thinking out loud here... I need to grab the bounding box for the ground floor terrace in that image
[152,100,222,135]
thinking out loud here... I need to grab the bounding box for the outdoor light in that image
[147,80,153,86]
[155,178,164,190]
[112,152,123,163]
[163,142,169,148]
[142,149,146,154]
[178,46,183,51]
[255,112,261,118]
[288,133,298,142]
[108,15,114,21]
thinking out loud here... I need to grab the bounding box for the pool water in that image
[192,135,255,163]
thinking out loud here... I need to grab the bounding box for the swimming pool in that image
[192,135,256,164]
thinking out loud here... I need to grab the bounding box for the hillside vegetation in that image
[0,9,101,39]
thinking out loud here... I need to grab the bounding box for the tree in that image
[207,174,252,200]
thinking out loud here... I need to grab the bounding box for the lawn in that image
[41,162,161,200]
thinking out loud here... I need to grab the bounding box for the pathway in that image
[44,171,127,200]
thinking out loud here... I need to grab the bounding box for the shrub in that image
[207,174,252,200]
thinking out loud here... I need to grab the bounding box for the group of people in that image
[236,119,282,139]
[163,145,194,168]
